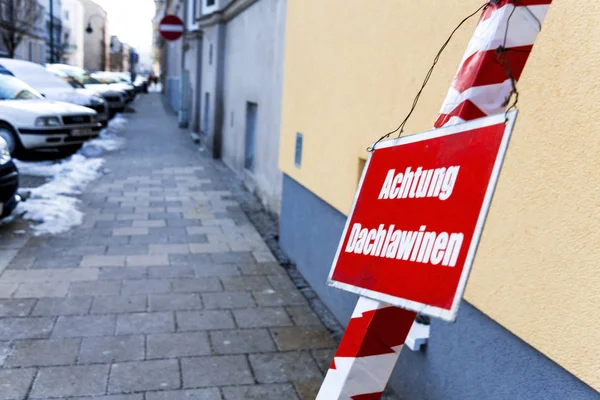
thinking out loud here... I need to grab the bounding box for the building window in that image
[208,44,213,65]
[295,133,303,167]
[203,0,218,14]
[28,40,33,61]
[245,102,258,172]
[64,10,69,20]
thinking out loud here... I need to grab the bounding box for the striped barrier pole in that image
[316,1,552,398]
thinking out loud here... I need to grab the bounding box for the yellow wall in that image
[280,0,600,390]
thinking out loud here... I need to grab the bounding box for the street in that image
[0,93,337,399]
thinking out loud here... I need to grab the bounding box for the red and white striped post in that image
[316,1,552,398]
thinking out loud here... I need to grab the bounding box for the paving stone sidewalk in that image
[0,94,338,399]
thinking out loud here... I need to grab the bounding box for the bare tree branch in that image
[0,0,44,58]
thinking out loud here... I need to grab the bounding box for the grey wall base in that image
[279,174,597,400]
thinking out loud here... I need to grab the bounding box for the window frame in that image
[203,0,218,15]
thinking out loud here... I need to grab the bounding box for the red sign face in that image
[159,15,185,41]
[328,112,517,321]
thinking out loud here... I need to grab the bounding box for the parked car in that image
[0,65,13,76]
[0,59,110,126]
[0,137,18,219]
[134,74,149,93]
[0,74,101,156]
[90,72,136,103]
[46,64,128,115]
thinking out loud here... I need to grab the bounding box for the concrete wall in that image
[280,174,599,400]
[80,0,108,71]
[278,0,600,390]
[220,0,286,215]
[198,23,225,156]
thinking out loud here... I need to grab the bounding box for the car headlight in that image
[89,95,105,105]
[0,137,11,165]
[35,116,61,127]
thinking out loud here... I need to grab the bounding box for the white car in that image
[47,64,127,115]
[0,74,101,156]
[0,58,110,125]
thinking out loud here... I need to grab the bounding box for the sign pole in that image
[316,1,552,398]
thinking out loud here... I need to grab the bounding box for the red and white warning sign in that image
[328,111,517,321]
[159,14,185,41]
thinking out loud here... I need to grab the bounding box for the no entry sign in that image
[328,111,517,321]
[159,15,184,41]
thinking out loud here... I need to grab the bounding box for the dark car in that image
[0,137,19,219]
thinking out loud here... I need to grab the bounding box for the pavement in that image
[0,93,338,399]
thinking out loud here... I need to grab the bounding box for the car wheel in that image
[0,124,20,156]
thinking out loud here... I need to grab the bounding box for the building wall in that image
[198,23,224,155]
[220,0,286,215]
[62,0,84,67]
[80,0,108,71]
[279,0,600,393]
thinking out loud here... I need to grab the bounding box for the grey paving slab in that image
[91,295,147,314]
[70,280,122,296]
[148,293,202,311]
[109,359,180,393]
[233,307,293,328]
[0,317,55,340]
[249,352,323,383]
[202,291,255,309]
[181,355,254,388]
[32,364,109,397]
[122,279,171,295]
[270,326,337,351]
[145,388,221,400]
[176,310,235,331]
[70,395,143,400]
[0,368,36,399]
[0,299,36,317]
[6,338,80,367]
[79,335,145,363]
[98,267,148,280]
[210,329,276,354]
[53,315,116,338]
[222,384,300,400]
[147,332,211,359]
[171,277,222,293]
[116,312,175,334]
[31,296,92,316]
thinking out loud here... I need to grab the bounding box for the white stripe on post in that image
[159,25,184,32]
[318,1,553,398]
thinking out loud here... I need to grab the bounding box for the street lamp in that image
[85,14,107,71]
[85,14,106,34]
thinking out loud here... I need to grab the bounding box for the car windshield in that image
[0,75,43,100]
[49,66,102,85]
[0,61,72,91]
[50,69,85,88]
[91,73,120,84]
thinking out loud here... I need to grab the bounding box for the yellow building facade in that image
[278,0,599,397]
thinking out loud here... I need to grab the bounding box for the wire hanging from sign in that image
[368,0,546,152]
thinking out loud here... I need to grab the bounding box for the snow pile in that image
[81,114,128,154]
[15,115,128,235]
[16,155,106,235]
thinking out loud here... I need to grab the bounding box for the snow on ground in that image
[15,116,128,235]
[148,83,163,93]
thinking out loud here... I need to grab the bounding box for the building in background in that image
[153,0,286,215]
[79,0,107,71]
[61,0,84,67]
[38,0,63,63]
[278,1,599,399]
[0,0,46,62]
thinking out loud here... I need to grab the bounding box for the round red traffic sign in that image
[159,14,184,41]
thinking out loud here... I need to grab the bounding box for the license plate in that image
[71,128,93,137]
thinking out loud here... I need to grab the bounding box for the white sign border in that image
[327,110,518,322]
